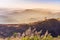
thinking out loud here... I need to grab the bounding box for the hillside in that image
[0,19,60,38]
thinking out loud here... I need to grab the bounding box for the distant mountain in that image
[0,8,59,24]
[21,9,52,14]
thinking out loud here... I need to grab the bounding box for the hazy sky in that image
[0,0,60,10]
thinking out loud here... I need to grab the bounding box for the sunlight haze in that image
[0,0,60,10]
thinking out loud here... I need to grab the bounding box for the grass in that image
[0,28,60,40]
[0,34,60,40]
